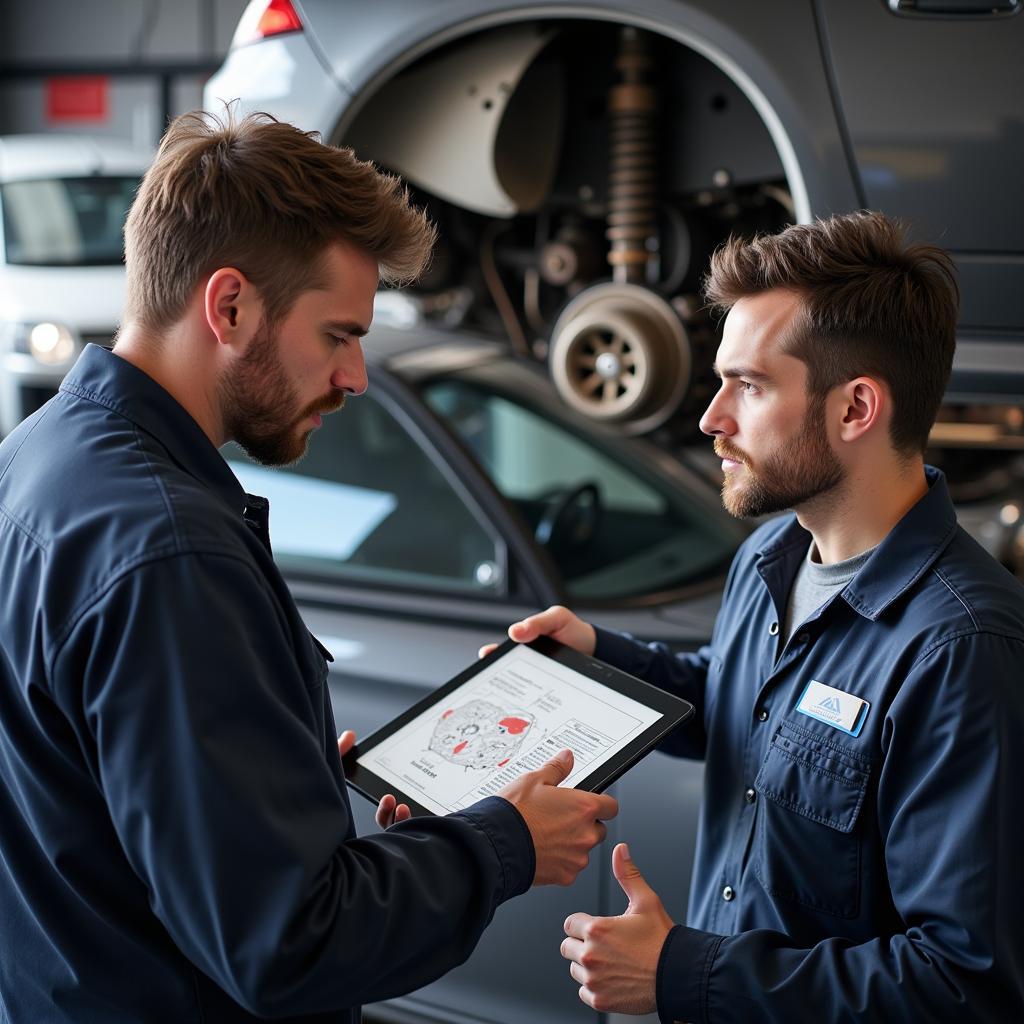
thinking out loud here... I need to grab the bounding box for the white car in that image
[0,135,151,436]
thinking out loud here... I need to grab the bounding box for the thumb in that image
[337,730,356,759]
[613,843,656,912]
[534,747,574,785]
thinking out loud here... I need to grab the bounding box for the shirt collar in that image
[755,465,958,621]
[60,344,247,516]
[842,465,957,619]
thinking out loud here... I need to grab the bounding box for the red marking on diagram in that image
[453,741,468,754]
[442,709,453,719]
[499,717,530,735]
[498,758,510,767]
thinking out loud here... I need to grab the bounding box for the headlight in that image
[1,321,78,365]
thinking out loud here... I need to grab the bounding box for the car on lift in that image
[0,134,149,436]
[207,0,1023,452]
[222,323,744,1024]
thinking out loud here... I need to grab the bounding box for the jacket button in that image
[757,709,769,722]
[744,788,756,804]
[768,621,779,636]
[722,885,735,901]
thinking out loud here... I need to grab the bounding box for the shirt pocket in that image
[753,720,871,919]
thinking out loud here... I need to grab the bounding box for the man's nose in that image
[699,387,734,437]
[333,341,368,396]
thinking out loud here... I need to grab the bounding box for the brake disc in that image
[548,281,692,434]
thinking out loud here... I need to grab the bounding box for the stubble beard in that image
[716,394,845,518]
[220,320,344,467]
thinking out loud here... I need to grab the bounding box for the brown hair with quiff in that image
[703,211,959,456]
[123,108,436,333]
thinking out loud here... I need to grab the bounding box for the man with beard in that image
[0,111,618,1024]
[492,213,1024,1021]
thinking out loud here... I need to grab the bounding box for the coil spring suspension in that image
[606,27,658,285]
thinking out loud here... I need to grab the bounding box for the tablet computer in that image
[343,636,695,817]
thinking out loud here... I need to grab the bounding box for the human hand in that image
[499,748,617,886]
[337,731,411,829]
[560,843,675,1014]
[478,605,597,660]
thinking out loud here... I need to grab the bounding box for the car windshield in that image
[422,370,738,601]
[1,176,139,266]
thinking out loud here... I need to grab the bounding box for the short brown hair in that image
[703,211,959,455]
[123,108,435,333]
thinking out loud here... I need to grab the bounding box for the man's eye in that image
[740,380,759,394]
[328,333,349,347]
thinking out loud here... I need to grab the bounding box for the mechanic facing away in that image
[491,213,1024,1022]
[0,110,618,1022]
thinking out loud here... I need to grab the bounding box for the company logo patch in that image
[795,680,869,736]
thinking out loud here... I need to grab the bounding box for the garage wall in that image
[0,0,250,147]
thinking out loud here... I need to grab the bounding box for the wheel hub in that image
[549,282,691,433]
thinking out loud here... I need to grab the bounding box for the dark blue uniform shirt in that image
[597,468,1024,1023]
[0,345,534,1022]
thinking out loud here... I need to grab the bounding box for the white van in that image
[0,135,151,436]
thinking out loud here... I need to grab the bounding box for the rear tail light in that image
[231,0,303,48]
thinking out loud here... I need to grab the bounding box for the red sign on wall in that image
[47,77,109,123]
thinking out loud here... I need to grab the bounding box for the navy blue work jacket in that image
[597,467,1024,1023]
[0,345,534,1023]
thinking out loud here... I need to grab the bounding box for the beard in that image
[219,320,344,467]
[714,393,845,518]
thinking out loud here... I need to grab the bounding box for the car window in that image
[224,389,505,594]
[1,176,139,266]
[423,377,736,600]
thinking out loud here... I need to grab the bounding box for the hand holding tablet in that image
[343,636,694,825]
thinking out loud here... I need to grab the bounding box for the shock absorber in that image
[548,24,691,434]
[606,27,658,285]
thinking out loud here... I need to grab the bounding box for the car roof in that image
[0,134,152,182]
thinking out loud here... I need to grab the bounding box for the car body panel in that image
[206,31,349,128]
[296,0,862,221]
[819,0,1024,254]
[818,0,1024,402]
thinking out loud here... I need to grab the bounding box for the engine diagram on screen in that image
[429,699,536,770]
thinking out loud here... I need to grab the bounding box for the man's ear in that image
[204,267,262,348]
[835,376,886,444]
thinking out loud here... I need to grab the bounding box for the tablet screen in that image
[354,642,667,816]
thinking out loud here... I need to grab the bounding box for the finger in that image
[394,803,411,823]
[508,605,565,643]
[563,912,595,940]
[336,730,356,759]
[531,748,574,786]
[612,842,657,909]
[375,793,396,829]
[508,620,536,642]
[560,935,585,962]
[477,643,499,660]
[593,793,619,821]
[568,960,590,987]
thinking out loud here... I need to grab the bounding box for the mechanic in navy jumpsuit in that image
[0,110,616,1023]
[520,213,1024,1022]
